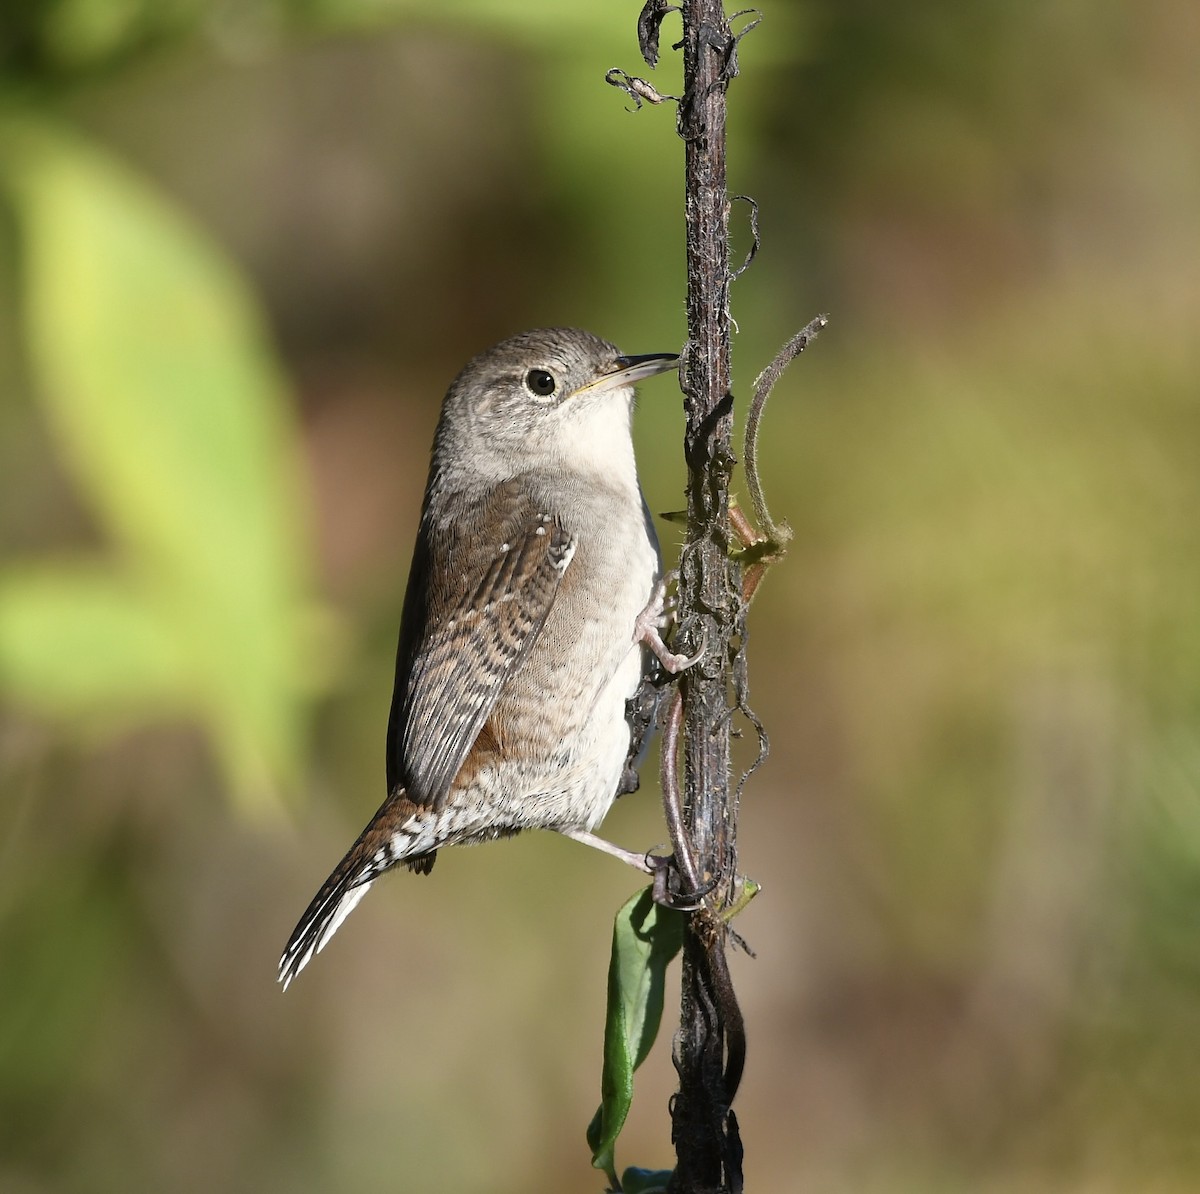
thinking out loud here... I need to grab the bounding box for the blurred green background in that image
[1,1,1198,1191]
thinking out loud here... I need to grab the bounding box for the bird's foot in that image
[634,574,706,674]
[555,831,720,912]
[646,851,720,912]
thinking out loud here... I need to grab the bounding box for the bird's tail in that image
[278,797,436,989]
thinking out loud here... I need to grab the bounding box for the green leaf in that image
[587,887,684,1188]
[0,118,319,814]
[620,1168,674,1194]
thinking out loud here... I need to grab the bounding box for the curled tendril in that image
[743,314,829,546]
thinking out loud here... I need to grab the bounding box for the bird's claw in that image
[645,851,719,911]
[634,574,707,675]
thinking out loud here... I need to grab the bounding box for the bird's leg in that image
[555,827,715,911]
[556,826,658,872]
[633,572,706,673]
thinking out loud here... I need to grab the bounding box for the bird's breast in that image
[493,486,660,755]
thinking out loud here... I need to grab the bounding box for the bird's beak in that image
[572,352,680,397]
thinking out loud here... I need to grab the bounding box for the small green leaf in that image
[620,1168,674,1194]
[588,887,684,1187]
[722,877,761,922]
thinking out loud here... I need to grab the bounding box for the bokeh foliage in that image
[1,119,316,811]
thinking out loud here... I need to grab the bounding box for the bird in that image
[279,327,694,988]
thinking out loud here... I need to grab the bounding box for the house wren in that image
[279,327,692,987]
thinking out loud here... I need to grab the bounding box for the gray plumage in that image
[279,328,678,986]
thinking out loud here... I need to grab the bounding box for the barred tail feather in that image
[278,791,438,988]
[278,862,375,989]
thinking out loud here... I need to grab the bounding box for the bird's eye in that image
[525,369,557,397]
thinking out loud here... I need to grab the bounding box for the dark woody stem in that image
[669,0,747,1189]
